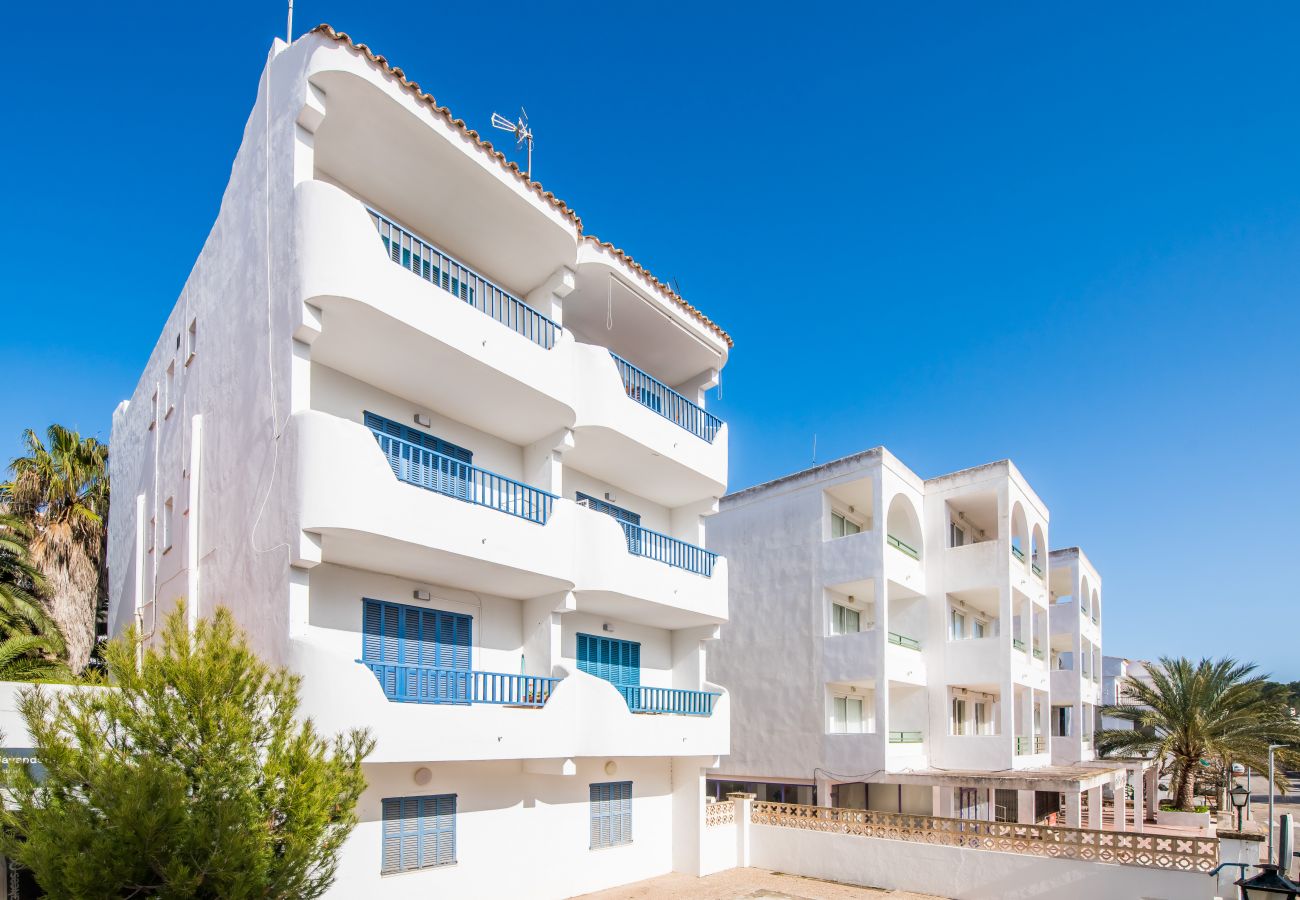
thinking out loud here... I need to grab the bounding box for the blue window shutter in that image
[364,411,472,463]
[381,603,400,665]
[362,600,382,663]
[434,795,456,865]
[399,797,420,870]
[590,782,631,848]
[381,798,402,873]
[363,600,473,703]
[576,634,641,688]
[576,492,641,526]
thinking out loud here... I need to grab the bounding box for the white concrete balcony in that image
[290,640,729,762]
[1010,648,1051,691]
[293,410,574,597]
[1051,731,1096,765]
[885,732,928,769]
[884,636,926,685]
[821,529,883,585]
[825,732,886,775]
[942,540,1001,593]
[822,630,881,683]
[295,180,727,496]
[944,635,1004,685]
[932,733,1009,770]
[884,534,925,594]
[571,504,727,628]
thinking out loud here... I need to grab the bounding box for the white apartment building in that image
[106,25,732,899]
[707,449,1154,831]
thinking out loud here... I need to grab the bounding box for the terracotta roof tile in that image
[310,24,732,349]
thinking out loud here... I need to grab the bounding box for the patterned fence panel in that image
[749,801,1218,873]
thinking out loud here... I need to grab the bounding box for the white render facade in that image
[106,26,732,900]
[706,449,1144,830]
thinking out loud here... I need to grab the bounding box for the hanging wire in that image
[606,275,614,330]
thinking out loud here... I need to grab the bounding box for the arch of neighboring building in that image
[1010,502,1028,568]
[886,494,923,560]
[1030,524,1046,576]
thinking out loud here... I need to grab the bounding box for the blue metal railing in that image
[609,352,722,443]
[611,518,718,577]
[368,208,561,350]
[372,430,556,525]
[617,684,719,716]
[361,661,561,707]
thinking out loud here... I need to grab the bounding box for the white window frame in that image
[951,698,968,735]
[830,602,861,636]
[950,521,966,547]
[949,608,966,641]
[830,694,868,734]
[830,509,864,539]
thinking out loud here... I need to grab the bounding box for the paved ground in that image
[569,869,948,900]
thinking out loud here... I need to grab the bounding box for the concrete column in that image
[938,787,956,818]
[1131,769,1145,832]
[1065,789,1082,828]
[1017,790,1037,825]
[1113,779,1128,832]
[1087,786,1103,830]
[1146,769,1158,819]
[815,776,833,808]
[984,788,998,822]
[728,793,754,868]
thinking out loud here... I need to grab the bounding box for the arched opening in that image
[1030,525,1046,579]
[886,494,923,561]
[1080,576,1092,617]
[1010,502,1028,569]
[1091,589,1100,625]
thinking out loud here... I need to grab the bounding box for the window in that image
[362,599,472,702]
[590,782,632,849]
[972,619,986,639]
[950,522,965,547]
[831,695,865,733]
[1054,706,1072,737]
[185,318,197,364]
[949,608,966,641]
[149,391,158,430]
[952,698,967,735]
[162,497,174,552]
[830,511,862,538]
[974,701,988,734]
[577,633,640,689]
[381,794,455,873]
[830,602,860,635]
[164,361,175,419]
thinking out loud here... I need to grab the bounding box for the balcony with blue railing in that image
[361,661,562,707]
[368,207,561,350]
[588,507,718,577]
[617,684,720,717]
[610,352,722,444]
[371,429,556,525]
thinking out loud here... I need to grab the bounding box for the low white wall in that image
[748,823,1214,900]
[699,817,737,876]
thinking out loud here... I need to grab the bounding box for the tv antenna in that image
[491,107,534,178]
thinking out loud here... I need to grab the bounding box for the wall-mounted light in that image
[602,623,614,633]
[413,590,432,602]
[414,413,432,427]
[604,492,617,503]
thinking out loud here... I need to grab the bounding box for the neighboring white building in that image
[106,25,732,899]
[706,449,1154,831]
[1102,656,1156,731]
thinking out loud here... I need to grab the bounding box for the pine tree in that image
[0,602,374,899]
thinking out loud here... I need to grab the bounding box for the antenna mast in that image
[491,107,534,178]
[286,0,293,42]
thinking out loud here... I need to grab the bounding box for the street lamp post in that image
[1232,784,1251,832]
[1269,744,1288,865]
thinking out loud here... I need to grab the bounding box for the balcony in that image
[618,684,720,716]
[610,352,721,444]
[369,207,561,350]
[888,631,921,651]
[1031,562,1044,579]
[1011,545,1025,563]
[610,518,718,577]
[293,411,575,597]
[371,428,556,525]
[887,534,919,560]
[361,662,561,707]
[1032,645,1044,661]
[1012,638,1026,652]
[889,730,924,744]
[1015,735,1033,755]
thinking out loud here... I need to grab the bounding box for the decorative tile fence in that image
[748,801,1219,873]
[704,801,736,827]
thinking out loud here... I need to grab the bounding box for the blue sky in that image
[3,4,1297,675]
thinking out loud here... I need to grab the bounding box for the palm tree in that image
[0,634,68,682]
[0,512,68,680]
[3,426,109,673]
[1098,656,1300,811]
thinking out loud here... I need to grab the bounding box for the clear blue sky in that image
[3,4,1297,675]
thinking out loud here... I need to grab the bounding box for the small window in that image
[185,319,197,365]
[952,698,967,735]
[830,510,862,539]
[831,696,865,733]
[950,522,965,547]
[972,619,986,639]
[949,608,966,641]
[162,498,174,552]
[590,782,632,849]
[381,794,456,873]
[974,701,988,734]
[830,602,860,635]
[164,362,176,419]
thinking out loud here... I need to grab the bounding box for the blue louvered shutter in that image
[364,411,472,463]
[614,782,632,844]
[381,798,403,873]
[432,794,456,865]
[590,783,610,848]
[363,601,472,703]
[577,634,641,692]
[576,493,642,554]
